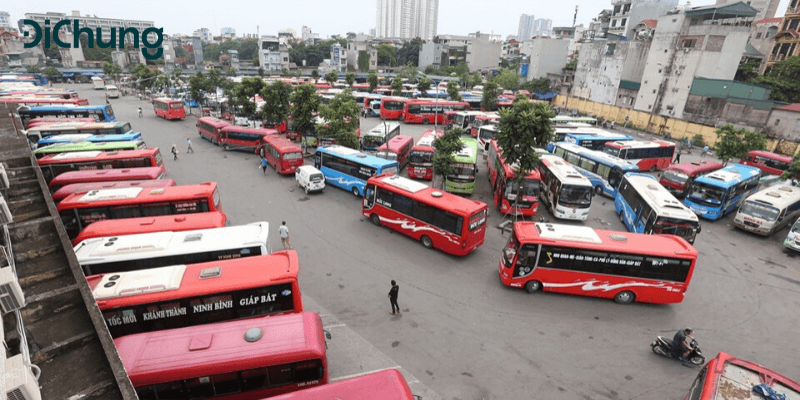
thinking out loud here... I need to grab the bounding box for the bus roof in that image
[413,130,443,149]
[152,97,183,103]
[269,369,414,400]
[58,182,216,210]
[317,145,399,169]
[558,127,633,140]
[197,116,232,127]
[694,164,761,188]
[623,173,698,222]
[378,135,414,152]
[260,135,302,153]
[453,138,479,163]
[367,122,401,136]
[220,125,278,135]
[665,161,723,177]
[514,222,697,256]
[25,104,110,112]
[53,179,175,202]
[553,142,639,170]
[699,352,800,399]
[72,212,227,246]
[604,139,673,149]
[742,184,800,210]
[115,311,323,386]
[746,150,793,163]
[375,174,487,215]
[539,154,593,187]
[551,115,598,123]
[33,140,141,155]
[38,148,160,164]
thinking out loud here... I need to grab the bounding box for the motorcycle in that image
[651,336,705,365]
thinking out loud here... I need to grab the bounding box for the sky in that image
[5,0,792,39]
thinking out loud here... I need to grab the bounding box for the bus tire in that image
[371,214,381,226]
[595,185,604,195]
[649,165,656,172]
[525,280,542,293]
[420,235,433,249]
[223,144,230,151]
[352,186,360,197]
[614,290,635,304]
[423,119,429,125]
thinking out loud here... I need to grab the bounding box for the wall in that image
[465,33,502,72]
[573,40,650,106]
[522,38,569,80]
[766,109,800,141]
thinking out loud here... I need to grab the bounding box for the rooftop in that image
[684,1,758,20]
[753,17,783,25]
[774,103,800,112]
[640,19,658,28]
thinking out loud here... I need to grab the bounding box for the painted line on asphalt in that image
[323,323,347,329]
[331,366,403,382]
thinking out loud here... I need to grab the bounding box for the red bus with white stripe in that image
[117,311,328,400]
[38,148,164,183]
[402,99,469,124]
[658,161,723,198]
[380,97,409,120]
[602,140,675,172]
[500,222,698,304]
[256,135,304,174]
[739,150,793,176]
[71,212,227,246]
[52,179,175,203]
[219,126,279,152]
[363,174,488,256]
[152,98,186,120]
[270,369,415,400]
[469,113,500,137]
[196,116,232,144]
[25,117,96,129]
[48,166,167,193]
[487,140,541,217]
[0,96,89,106]
[408,129,443,180]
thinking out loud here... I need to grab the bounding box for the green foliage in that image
[202,39,258,62]
[432,129,465,188]
[153,75,170,91]
[425,61,470,77]
[417,77,432,96]
[318,91,361,146]
[396,62,417,80]
[225,67,237,76]
[338,131,361,150]
[391,78,403,96]
[367,71,379,92]
[130,64,160,89]
[397,38,421,67]
[496,99,555,183]
[345,72,356,87]
[712,124,767,165]
[174,45,186,59]
[230,77,266,121]
[481,81,500,111]
[447,82,462,101]
[691,134,706,147]
[735,57,761,82]
[324,71,338,85]
[377,44,397,66]
[565,53,578,70]
[499,58,519,70]
[311,70,320,81]
[79,33,114,62]
[358,51,370,72]
[288,40,345,67]
[258,68,265,77]
[26,66,42,73]
[467,73,483,89]
[102,62,122,79]
[491,68,520,91]
[520,77,550,94]
[261,81,293,126]
[780,153,800,182]
[290,84,321,135]
[188,71,207,105]
[42,67,60,79]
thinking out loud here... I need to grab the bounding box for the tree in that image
[397,38,421,67]
[318,91,361,149]
[311,69,320,83]
[377,44,397,66]
[391,78,403,95]
[735,57,761,82]
[395,62,417,81]
[481,81,500,111]
[520,77,551,94]
[258,68,265,77]
[225,67,237,76]
[230,77,266,125]
[188,71,207,108]
[290,84,321,139]
[26,66,42,73]
[432,129,464,189]
[367,70,379,93]
[345,72,356,88]
[712,124,767,165]
[358,50,370,72]
[324,71,338,86]
[496,98,556,176]
[565,52,579,70]
[492,68,520,91]
[261,81,293,128]
[447,82,462,101]
[417,77,432,96]
[172,68,183,85]
[42,67,61,82]
[780,153,800,183]
[130,63,159,90]
[467,73,483,89]
[750,56,800,103]
[102,62,123,82]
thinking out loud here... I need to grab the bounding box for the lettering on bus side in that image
[142,306,187,321]
[192,299,234,313]
[239,292,278,306]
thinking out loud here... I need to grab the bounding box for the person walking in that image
[674,152,681,164]
[260,156,268,175]
[388,280,400,315]
[138,107,143,118]
[702,145,709,158]
[171,144,178,161]
[186,138,194,154]
[279,221,292,249]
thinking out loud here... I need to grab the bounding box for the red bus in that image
[58,182,221,240]
[256,135,304,175]
[116,312,328,400]
[0,91,78,99]
[37,148,164,183]
[377,135,414,171]
[152,98,186,120]
[270,369,415,400]
[659,161,723,198]
[375,88,394,96]
[602,140,676,172]
[87,252,303,337]
[218,126,279,152]
[380,97,409,120]
[71,212,227,246]
[500,222,698,304]
[25,117,96,129]
[403,100,470,124]
[408,129,443,180]
[48,166,167,193]
[363,174,488,256]
[0,97,89,106]
[684,352,800,400]
[469,113,500,137]
[53,179,175,203]
[487,140,541,217]
[196,116,232,144]
[739,150,793,176]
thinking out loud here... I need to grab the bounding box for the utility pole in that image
[573,5,579,27]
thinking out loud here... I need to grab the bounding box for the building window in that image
[756,32,762,39]
[612,20,617,27]
[682,38,697,48]
[621,18,627,27]
[775,119,780,126]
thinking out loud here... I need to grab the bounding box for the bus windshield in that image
[503,235,520,268]
[363,136,384,149]
[561,185,592,207]
[656,217,700,240]
[505,179,540,200]
[687,183,726,206]
[449,162,475,178]
[410,150,432,164]
[739,201,781,222]
[603,147,620,157]
[662,170,689,185]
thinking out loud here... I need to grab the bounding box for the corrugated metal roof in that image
[775,103,800,113]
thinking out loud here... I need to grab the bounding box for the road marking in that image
[323,323,346,329]
[331,366,403,382]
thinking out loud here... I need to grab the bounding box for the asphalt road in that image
[78,84,800,400]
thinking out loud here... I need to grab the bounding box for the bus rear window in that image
[170,103,184,109]
[283,152,302,160]
[469,209,487,231]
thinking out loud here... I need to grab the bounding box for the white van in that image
[785,217,800,252]
[105,85,120,98]
[91,76,105,90]
[295,165,325,194]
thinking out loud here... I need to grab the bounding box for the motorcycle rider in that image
[673,327,694,362]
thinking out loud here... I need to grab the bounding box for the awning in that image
[61,72,75,78]
[533,91,557,100]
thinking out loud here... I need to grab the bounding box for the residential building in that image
[187,36,204,69]
[750,17,781,58]
[259,35,290,72]
[715,0,780,20]
[630,19,657,40]
[419,32,501,72]
[572,39,652,108]
[465,32,502,73]
[682,78,776,130]
[518,14,536,40]
[552,25,585,55]
[56,30,84,68]
[370,28,377,37]
[24,10,156,45]
[0,11,11,28]
[346,39,378,72]
[766,104,800,141]
[193,27,212,42]
[278,29,295,45]
[502,39,521,59]
[111,50,128,69]
[376,0,439,40]
[519,38,570,81]
[533,18,553,36]
[302,25,319,43]
[330,43,347,73]
[227,49,240,70]
[0,28,44,67]
[162,37,177,70]
[221,27,236,36]
[607,0,678,40]
[765,0,800,72]
[589,9,613,39]
[635,2,757,122]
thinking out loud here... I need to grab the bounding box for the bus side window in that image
[517,245,538,268]
[364,185,376,208]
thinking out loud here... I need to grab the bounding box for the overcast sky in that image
[6,0,791,39]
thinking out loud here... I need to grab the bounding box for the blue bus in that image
[368,100,382,117]
[614,172,701,244]
[36,132,144,149]
[17,104,116,126]
[550,141,639,198]
[683,164,761,220]
[462,96,482,110]
[547,128,634,152]
[314,145,399,196]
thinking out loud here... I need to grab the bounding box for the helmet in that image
[684,327,693,333]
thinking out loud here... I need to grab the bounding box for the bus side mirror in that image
[697,224,701,233]
[324,330,332,340]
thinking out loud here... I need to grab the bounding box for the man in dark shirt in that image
[673,327,694,361]
[388,280,400,315]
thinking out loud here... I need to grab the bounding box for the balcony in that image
[769,53,788,62]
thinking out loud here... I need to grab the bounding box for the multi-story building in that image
[187,36,204,70]
[533,18,553,36]
[419,32,501,72]
[519,38,570,81]
[589,9,613,39]
[0,11,11,28]
[376,0,438,40]
[749,17,781,71]
[0,28,45,67]
[765,0,800,72]
[715,0,780,20]
[346,39,378,72]
[518,14,535,40]
[502,39,521,59]
[607,0,678,40]
[221,27,235,36]
[193,28,212,42]
[330,43,347,73]
[56,31,84,68]
[302,26,319,44]
[572,39,652,107]
[24,10,156,46]
[259,35,290,72]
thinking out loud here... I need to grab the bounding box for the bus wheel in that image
[423,119,429,125]
[525,280,541,293]
[371,214,381,226]
[420,235,433,249]
[352,186,360,197]
[649,165,656,172]
[595,185,604,195]
[223,144,230,151]
[614,291,635,304]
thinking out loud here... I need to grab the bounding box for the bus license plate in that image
[415,168,425,175]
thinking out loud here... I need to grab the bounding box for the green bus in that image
[33,140,147,159]
[445,137,479,195]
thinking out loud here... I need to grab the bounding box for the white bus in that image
[362,122,401,154]
[92,76,105,90]
[733,184,800,236]
[538,153,594,220]
[73,222,271,275]
[785,217,800,252]
[477,125,498,152]
[105,85,120,98]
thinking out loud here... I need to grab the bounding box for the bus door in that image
[644,210,657,234]
[364,184,376,209]
[514,244,540,281]
[492,176,503,210]
[619,149,628,160]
